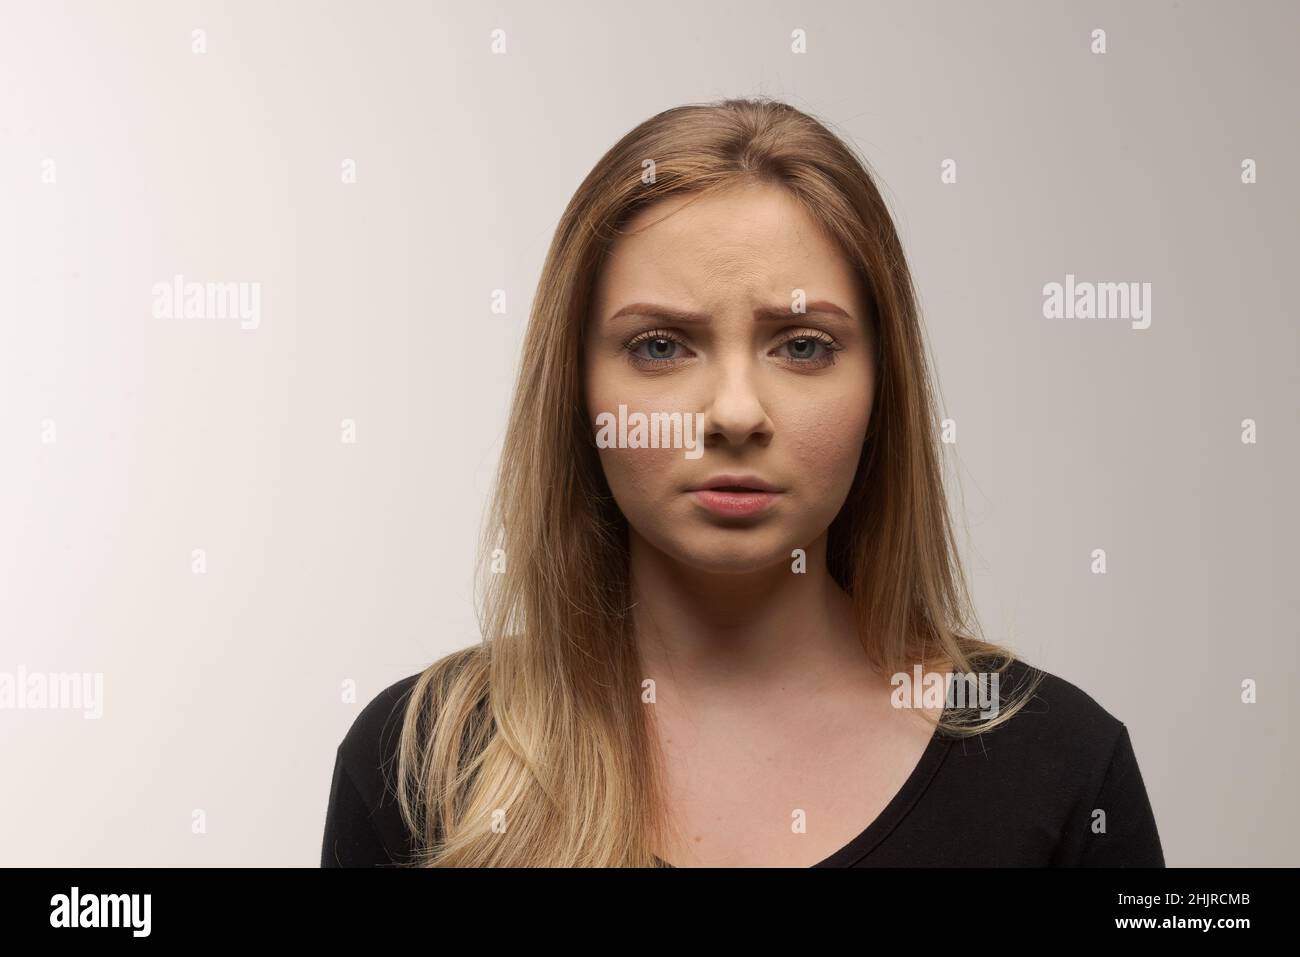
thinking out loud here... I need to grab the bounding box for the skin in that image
[583,181,942,867]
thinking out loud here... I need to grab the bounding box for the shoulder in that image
[340,672,424,759]
[996,656,1125,731]
[334,672,425,811]
[906,656,1164,865]
[986,657,1163,865]
[968,656,1129,755]
[334,642,489,809]
[321,671,429,867]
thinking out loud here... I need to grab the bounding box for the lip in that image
[689,489,781,518]
[686,474,784,493]
[685,475,785,519]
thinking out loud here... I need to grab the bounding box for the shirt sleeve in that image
[1078,723,1166,867]
[321,746,394,867]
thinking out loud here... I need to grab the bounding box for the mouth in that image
[685,475,785,518]
[687,474,784,494]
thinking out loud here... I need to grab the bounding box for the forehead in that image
[593,183,864,320]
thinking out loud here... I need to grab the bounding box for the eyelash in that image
[622,328,844,370]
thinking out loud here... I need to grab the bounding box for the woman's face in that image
[583,181,875,575]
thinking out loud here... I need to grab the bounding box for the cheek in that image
[784,390,872,500]
[586,356,691,508]
[596,445,678,504]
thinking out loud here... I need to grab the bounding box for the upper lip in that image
[687,474,784,493]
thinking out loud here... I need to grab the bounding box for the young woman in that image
[321,97,1164,868]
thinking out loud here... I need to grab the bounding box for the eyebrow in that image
[607,301,856,326]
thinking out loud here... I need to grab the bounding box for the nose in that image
[701,356,774,448]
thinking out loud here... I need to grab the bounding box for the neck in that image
[628,528,876,707]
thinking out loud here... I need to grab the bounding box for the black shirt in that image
[321,657,1165,867]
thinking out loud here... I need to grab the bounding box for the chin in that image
[659,530,799,576]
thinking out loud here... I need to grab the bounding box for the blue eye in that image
[773,331,842,368]
[635,337,679,360]
[784,337,822,359]
[623,329,690,367]
[620,328,843,370]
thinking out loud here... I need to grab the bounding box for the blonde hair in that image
[394,96,1044,866]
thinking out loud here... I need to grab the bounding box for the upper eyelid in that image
[620,328,691,360]
[774,327,839,343]
[624,327,685,343]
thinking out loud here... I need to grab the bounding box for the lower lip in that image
[689,489,782,518]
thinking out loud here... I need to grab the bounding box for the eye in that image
[624,329,692,367]
[771,330,843,368]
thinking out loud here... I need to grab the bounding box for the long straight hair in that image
[394,97,1044,867]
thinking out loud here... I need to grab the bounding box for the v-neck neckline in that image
[653,717,954,869]
[808,719,953,867]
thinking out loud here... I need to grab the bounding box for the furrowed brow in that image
[608,300,855,326]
